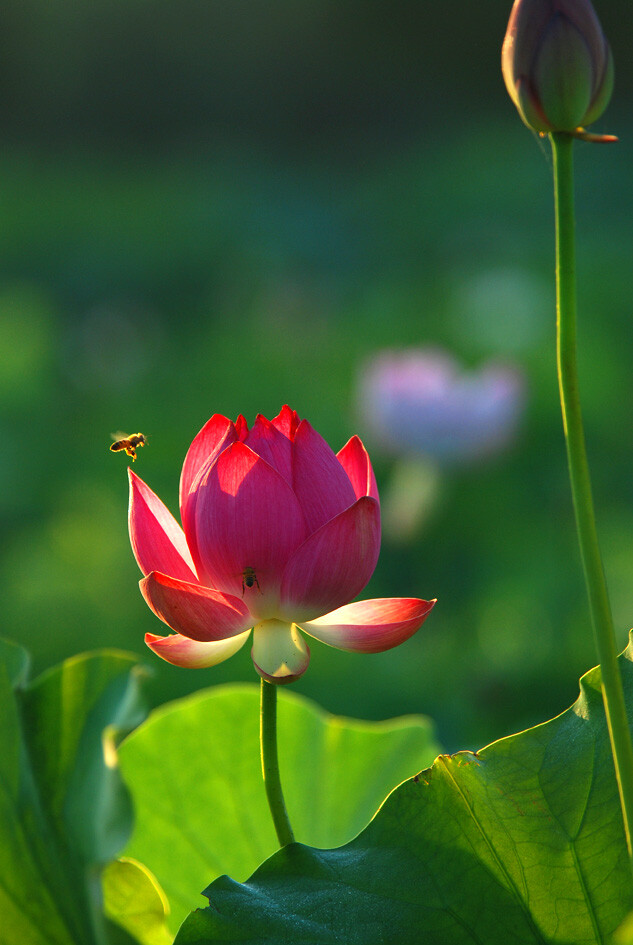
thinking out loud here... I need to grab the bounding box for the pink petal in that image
[194,442,307,603]
[139,571,253,642]
[337,435,380,501]
[180,416,242,586]
[128,469,198,582]
[234,414,249,440]
[145,629,251,668]
[279,496,381,622]
[243,413,294,486]
[251,619,310,685]
[299,597,436,652]
[270,405,300,440]
[179,414,237,521]
[292,419,357,533]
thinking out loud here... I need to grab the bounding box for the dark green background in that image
[1,0,631,750]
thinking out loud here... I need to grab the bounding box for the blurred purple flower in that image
[357,349,526,464]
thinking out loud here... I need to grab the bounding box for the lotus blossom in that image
[357,349,525,465]
[128,406,435,684]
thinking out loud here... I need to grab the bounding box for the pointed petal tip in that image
[128,474,198,582]
[234,414,249,439]
[272,405,301,439]
[337,434,379,501]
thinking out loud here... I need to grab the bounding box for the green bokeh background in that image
[1,0,632,751]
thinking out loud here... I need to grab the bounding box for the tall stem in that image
[260,679,295,847]
[84,866,112,945]
[551,131,633,868]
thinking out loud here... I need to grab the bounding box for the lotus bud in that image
[502,0,614,136]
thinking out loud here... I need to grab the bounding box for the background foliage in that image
[1,0,633,751]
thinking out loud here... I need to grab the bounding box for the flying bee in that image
[241,567,262,596]
[110,432,147,461]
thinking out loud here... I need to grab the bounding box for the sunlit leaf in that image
[173,640,633,944]
[615,912,633,945]
[119,683,439,933]
[103,857,172,945]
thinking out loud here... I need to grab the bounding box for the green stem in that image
[260,679,295,846]
[84,865,111,945]
[551,131,633,868]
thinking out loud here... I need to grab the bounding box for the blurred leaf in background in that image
[0,640,147,944]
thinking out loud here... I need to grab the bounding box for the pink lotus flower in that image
[128,406,435,684]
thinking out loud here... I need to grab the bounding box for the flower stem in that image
[84,866,111,945]
[551,131,633,868]
[260,679,295,847]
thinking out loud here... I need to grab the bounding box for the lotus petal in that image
[128,469,198,582]
[194,442,307,603]
[139,571,253,642]
[292,419,357,533]
[270,404,300,440]
[244,413,294,487]
[179,413,237,534]
[279,496,380,622]
[145,629,251,668]
[337,435,379,501]
[299,597,435,652]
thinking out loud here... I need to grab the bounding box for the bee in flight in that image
[110,432,147,461]
[241,567,262,596]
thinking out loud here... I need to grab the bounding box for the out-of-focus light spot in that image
[381,458,442,543]
[452,267,550,353]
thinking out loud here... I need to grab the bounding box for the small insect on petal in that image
[110,432,148,462]
[241,566,262,596]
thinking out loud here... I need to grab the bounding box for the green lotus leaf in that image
[173,638,633,944]
[119,683,439,933]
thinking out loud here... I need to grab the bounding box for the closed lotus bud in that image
[502,0,614,135]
